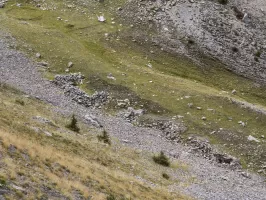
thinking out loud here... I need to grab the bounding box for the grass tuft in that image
[15,99,25,106]
[153,151,170,167]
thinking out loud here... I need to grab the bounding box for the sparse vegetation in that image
[153,151,170,167]
[15,99,25,106]
[0,175,7,185]
[233,6,244,19]
[0,0,266,198]
[162,173,170,180]
[107,194,117,200]
[0,86,186,199]
[187,38,195,45]
[97,130,111,145]
[66,114,80,133]
[218,0,228,5]
[254,51,261,62]
[232,46,239,53]
[255,50,262,58]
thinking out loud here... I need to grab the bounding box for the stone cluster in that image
[53,73,109,108]
[140,119,187,142]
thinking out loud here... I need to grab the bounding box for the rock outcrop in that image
[53,73,109,108]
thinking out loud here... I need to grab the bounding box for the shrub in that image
[15,99,25,106]
[15,190,24,198]
[218,0,228,5]
[106,194,116,200]
[187,38,195,45]
[255,51,262,58]
[97,130,111,145]
[162,173,170,179]
[66,114,80,133]
[0,176,6,185]
[153,151,170,167]
[233,6,244,19]
[232,47,239,53]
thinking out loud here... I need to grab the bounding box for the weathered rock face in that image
[120,0,266,83]
[123,107,145,122]
[53,73,110,108]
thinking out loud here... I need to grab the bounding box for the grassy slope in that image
[0,84,190,200]
[0,0,265,170]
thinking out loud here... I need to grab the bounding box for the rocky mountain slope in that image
[0,0,266,199]
[121,0,266,83]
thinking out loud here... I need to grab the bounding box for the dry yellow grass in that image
[0,128,190,199]
[0,85,191,199]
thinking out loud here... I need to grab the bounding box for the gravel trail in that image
[0,31,265,200]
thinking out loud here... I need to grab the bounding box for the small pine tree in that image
[97,130,111,145]
[153,151,170,167]
[66,114,80,132]
[162,173,170,179]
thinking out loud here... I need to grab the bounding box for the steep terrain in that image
[0,84,189,200]
[121,0,266,83]
[0,0,266,199]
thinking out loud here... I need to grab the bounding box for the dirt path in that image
[0,31,266,200]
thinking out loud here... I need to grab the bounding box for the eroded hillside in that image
[0,0,266,199]
[121,0,266,82]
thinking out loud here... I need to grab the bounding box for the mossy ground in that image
[0,0,265,172]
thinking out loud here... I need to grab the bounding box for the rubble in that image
[53,73,110,108]
[139,118,186,142]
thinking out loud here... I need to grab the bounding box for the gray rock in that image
[117,99,130,108]
[0,3,5,9]
[124,107,144,122]
[0,189,9,195]
[107,73,116,80]
[85,114,102,128]
[67,62,74,68]
[43,131,53,137]
[188,103,193,108]
[37,61,48,67]
[32,116,55,126]
[11,184,25,191]
[232,89,237,95]
[241,171,251,179]
[36,52,41,58]
[247,135,260,142]
[98,15,106,22]
[8,144,17,154]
